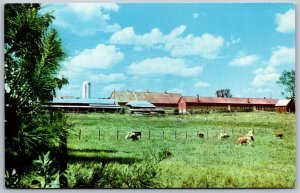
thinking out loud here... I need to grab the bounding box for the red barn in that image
[275,99,295,113]
[178,96,278,114]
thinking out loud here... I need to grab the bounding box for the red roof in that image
[183,96,278,105]
[110,91,182,104]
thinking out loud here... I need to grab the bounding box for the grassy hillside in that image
[40,111,297,188]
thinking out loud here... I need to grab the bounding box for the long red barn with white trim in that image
[178,96,278,113]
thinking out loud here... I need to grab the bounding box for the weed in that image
[32,151,60,188]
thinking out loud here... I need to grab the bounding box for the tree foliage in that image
[215,89,232,98]
[276,70,295,99]
[4,3,69,173]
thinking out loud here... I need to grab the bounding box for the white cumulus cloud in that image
[127,57,203,77]
[251,46,294,88]
[109,27,164,48]
[109,25,224,59]
[229,54,259,66]
[67,3,119,21]
[165,33,224,59]
[251,66,280,87]
[269,46,295,66]
[46,3,121,35]
[275,9,295,33]
[194,81,210,88]
[69,44,124,69]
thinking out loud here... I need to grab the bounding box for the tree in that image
[276,70,295,99]
[215,89,232,98]
[4,3,69,178]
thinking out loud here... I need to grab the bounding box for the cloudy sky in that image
[43,3,295,99]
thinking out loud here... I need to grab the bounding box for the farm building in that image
[126,100,156,109]
[109,90,182,107]
[178,96,278,114]
[275,99,295,113]
[43,98,121,113]
[126,101,165,114]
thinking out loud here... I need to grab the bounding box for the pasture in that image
[66,111,296,188]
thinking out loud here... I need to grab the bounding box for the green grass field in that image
[65,111,296,188]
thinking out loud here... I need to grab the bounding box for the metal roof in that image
[275,99,292,107]
[126,101,156,108]
[110,91,182,104]
[43,105,121,109]
[51,98,118,105]
[183,96,278,105]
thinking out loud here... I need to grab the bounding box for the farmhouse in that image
[275,99,295,113]
[126,100,165,114]
[110,90,182,107]
[178,95,278,114]
[43,98,121,113]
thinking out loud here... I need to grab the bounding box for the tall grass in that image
[66,111,295,188]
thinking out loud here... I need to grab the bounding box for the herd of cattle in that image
[196,130,284,145]
[125,130,284,145]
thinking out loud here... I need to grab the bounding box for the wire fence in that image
[74,124,291,141]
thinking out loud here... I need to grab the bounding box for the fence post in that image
[207,131,208,139]
[149,130,150,140]
[163,131,164,139]
[186,131,188,139]
[117,131,119,140]
[79,129,81,140]
[231,128,233,135]
[99,130,100,140]
[175,131,177,139]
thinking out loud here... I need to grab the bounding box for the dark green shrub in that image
[5,169,20,188]
[66,162,102,188]
[97,162,158,188]
[66,145,172,188]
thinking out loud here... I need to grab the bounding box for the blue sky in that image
[42,3,295,99]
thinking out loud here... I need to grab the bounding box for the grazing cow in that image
[235,135,254,145]
[197,132,204,138]
[273,132,284,139]
[125,131,140,141]
[217,132,230,140]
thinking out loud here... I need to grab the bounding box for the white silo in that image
[82,81,91,99]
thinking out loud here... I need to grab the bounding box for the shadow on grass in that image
[68,154,140,165]
[68,148,118,153]
[67,147,139,164]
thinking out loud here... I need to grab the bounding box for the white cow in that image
[245,130,254,138]
[217,132,230,140]
[125,131,140,141]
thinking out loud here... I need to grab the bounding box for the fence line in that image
[76,127,278,141]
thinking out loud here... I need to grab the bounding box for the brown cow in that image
[273,132,284,138]
[197,132,204,138]
[235,136,254,145]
